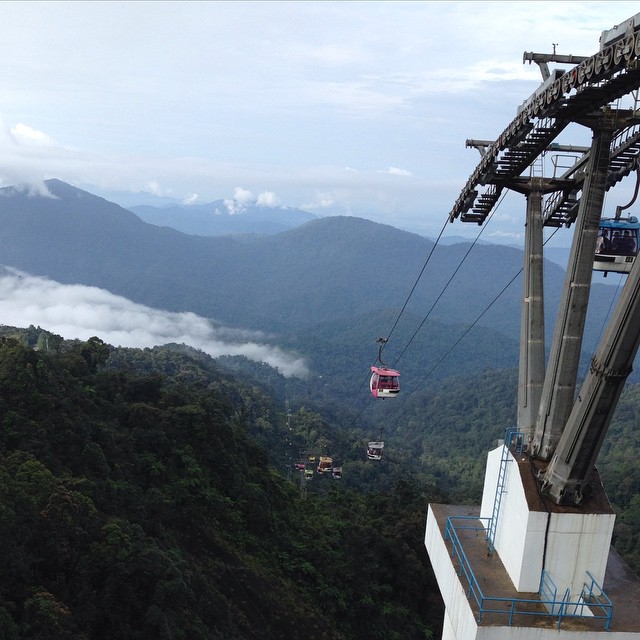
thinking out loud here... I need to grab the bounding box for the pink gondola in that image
[370,365,400,398]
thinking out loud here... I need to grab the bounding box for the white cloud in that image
[256,191,280,207]
[182,193,199,205]
[0,180,56,199]
[145,180,174,197]
[489,230,523,241]
[223,199,243,215]
[0,117,64,191]
[223,186,256,214]
[379,166,413,177]
[10,123,56,146]
[233,186,254,204]
[0,269,309,378]
[301,192,336,211]
[224,187,268,216]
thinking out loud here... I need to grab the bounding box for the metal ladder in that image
[487,428,525,553]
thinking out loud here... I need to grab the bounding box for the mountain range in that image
[0,179,621,381]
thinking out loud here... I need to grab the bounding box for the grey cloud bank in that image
[0,269,309,378]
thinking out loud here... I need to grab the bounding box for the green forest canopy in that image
[1,325,639,639]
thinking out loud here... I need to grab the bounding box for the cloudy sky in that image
[0,1,638,244]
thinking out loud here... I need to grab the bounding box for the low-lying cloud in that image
[0,269,309,378]
[221,186,283,215]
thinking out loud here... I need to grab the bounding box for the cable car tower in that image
[426,13,640,639]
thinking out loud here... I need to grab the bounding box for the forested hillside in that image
[216,326,640,575]
[0,329,446,640]
[2,320,640,639]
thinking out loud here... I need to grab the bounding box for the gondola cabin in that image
[370,365,400,398]
[304,468,314,481]
[367,441,384,460]
[594,216,640,275]
[317,456,333,474]
[331,466,343,479]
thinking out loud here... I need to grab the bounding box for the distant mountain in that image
[542,246,569,269]
[0,179,617,358]
[129,201,318,236]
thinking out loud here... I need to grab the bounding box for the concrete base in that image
[479,444,615,599]
[425,442,640,639]
[426,502,640,639]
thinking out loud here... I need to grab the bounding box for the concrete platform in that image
[426,502,640,638]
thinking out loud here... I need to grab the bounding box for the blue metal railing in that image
[577,572,614,630]
[539,571,558,613]
[444,516,613,630]
[505,428,526,456]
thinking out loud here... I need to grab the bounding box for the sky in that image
[0,1,638,368]
[1,1,639,244]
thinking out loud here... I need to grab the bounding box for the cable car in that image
[369,337,400,398]
[294,462,305,471]
[331,466,343,479]
[593,216,640,275]
[316,456,333,474]
[367,441,384,460]
[370,365,400,398]
[304,468,314,480]
[367,426,384,460]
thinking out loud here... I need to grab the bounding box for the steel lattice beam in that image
[449,21,640,226]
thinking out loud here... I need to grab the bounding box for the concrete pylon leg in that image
[532,117,615,460]
[518,183,545,444]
